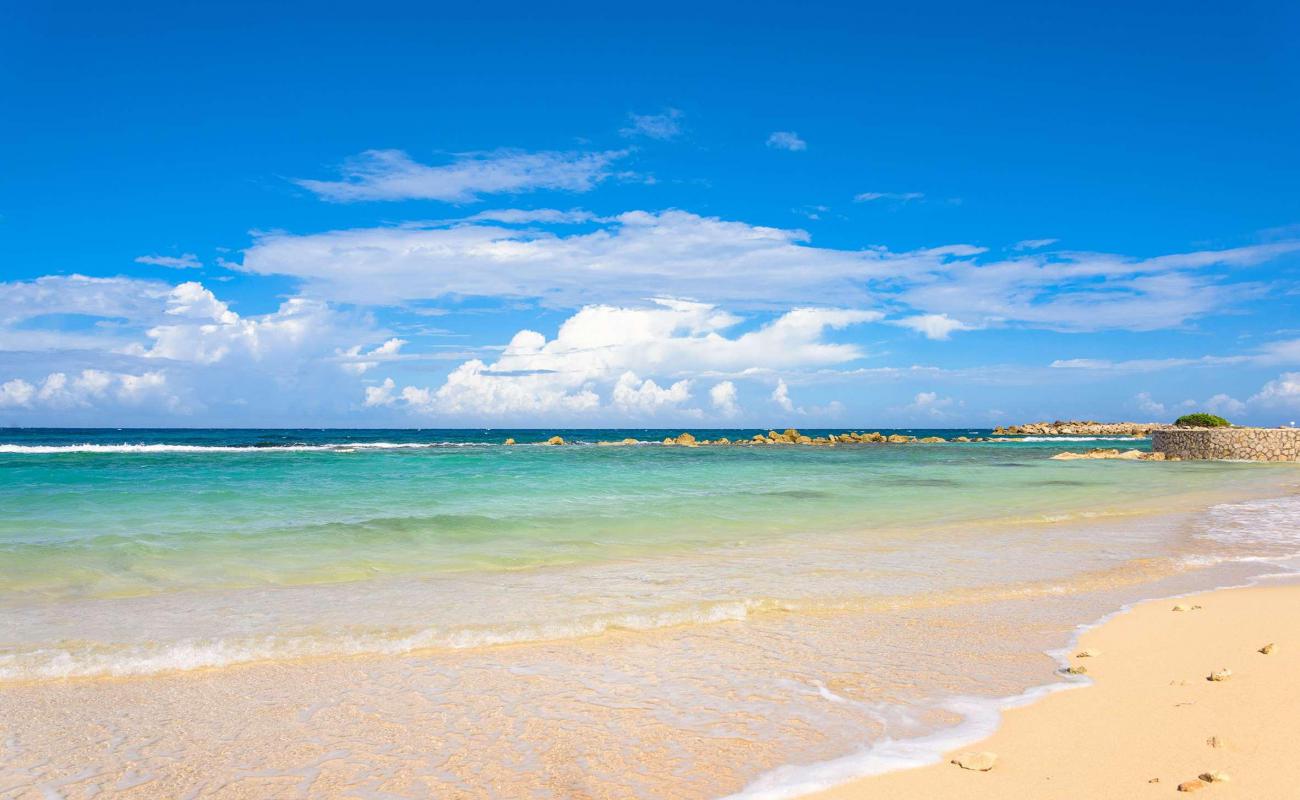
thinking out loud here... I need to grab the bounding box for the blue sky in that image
[3,1,1299,427]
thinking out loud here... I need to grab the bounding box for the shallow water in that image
[1,429,1298,799]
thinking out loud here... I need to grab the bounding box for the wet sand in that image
[807,582,1300,799]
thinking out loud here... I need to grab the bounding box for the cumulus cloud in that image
[372,300,875,419]
[771,379,794,412]
[1134,391,1167,416]
[0,276,396,422]
[766,131,807,151]
[1205,393,1247,416]
[135,253,202,269]
[119,282,359,367]
[338,338,407,375]
[295,148,628,203]
[710,380,740,417]
[893,313,973,340]
[905,390,955,418]
[611,371,693,414]
[0,370,172,409]
[1251,372,1300,408]
[620,108,684,140]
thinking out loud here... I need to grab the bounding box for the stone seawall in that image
[1152,428,1300,462]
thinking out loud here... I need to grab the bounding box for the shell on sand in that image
[1198,771,1230,783]
[1258,642,1275,655]
[1207,668,1232,682]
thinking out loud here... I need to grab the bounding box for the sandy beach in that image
[807,581,1300,799]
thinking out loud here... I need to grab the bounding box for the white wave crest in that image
[722,681,1082,800]
[0,598,783,681]
[0,442,485,454]
[1017,436,1144,442]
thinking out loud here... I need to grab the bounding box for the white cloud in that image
[893,313,972,340]
[374,300,875,419]
[1250,372,1300,408]
[135,253,202,269]
[1135,391,1167,416]
[339,337,407,375]
[611,371,692,414]
[0,276,399,422]
[854,192,924,202]
[771,379,794,412]
[122,283,353,367]
[116,371,170,403]
[363,377,397,407]
[456,208,600,225]
[239,213,1300,331]
[1205,393,1247,416]
[0,378,35,407]
[295,148,628,203]
[0,274,173,330]
[0,369,172,409]
[620,109,683,140]
[710,380,740,416]
[239,210,893,308]
[766,131,807,151]
[905,390,955,418]
[1012,238,1059,251]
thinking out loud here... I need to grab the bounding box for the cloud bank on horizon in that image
[2,3,1298,427]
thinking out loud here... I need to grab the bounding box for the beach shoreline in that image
[4,430,1298,799]
[788,580,1300,799]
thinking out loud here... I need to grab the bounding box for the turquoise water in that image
[0,427,1258,600]
[2,429,1298,799]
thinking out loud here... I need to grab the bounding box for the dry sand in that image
[807,582,1300,799]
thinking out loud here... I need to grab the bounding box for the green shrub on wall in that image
[1173,413,1231,428]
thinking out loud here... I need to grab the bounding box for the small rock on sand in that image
[1064,664,1088,675]
[1198,771,1230,783]
[1075,648,1101,658]
[1207,668,1232,682]
[1259,642,1275,655]
[951,751,997,771]
[1177,779,1206,792]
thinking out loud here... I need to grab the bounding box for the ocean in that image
[2,429,1298,799]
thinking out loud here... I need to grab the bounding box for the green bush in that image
[1174,413,1231,428]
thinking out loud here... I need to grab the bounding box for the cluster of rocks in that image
[1152,427,1300,462]
[1050,448,1174,461]
[657,429,957,447]
[994,420,1163,436]
[512,429,992,447]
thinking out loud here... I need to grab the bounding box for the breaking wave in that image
[0,598,785,681]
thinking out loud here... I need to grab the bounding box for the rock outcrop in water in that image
[567,430,1004,447]
[1050,448,1170,461]
[995,421,1164,436]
